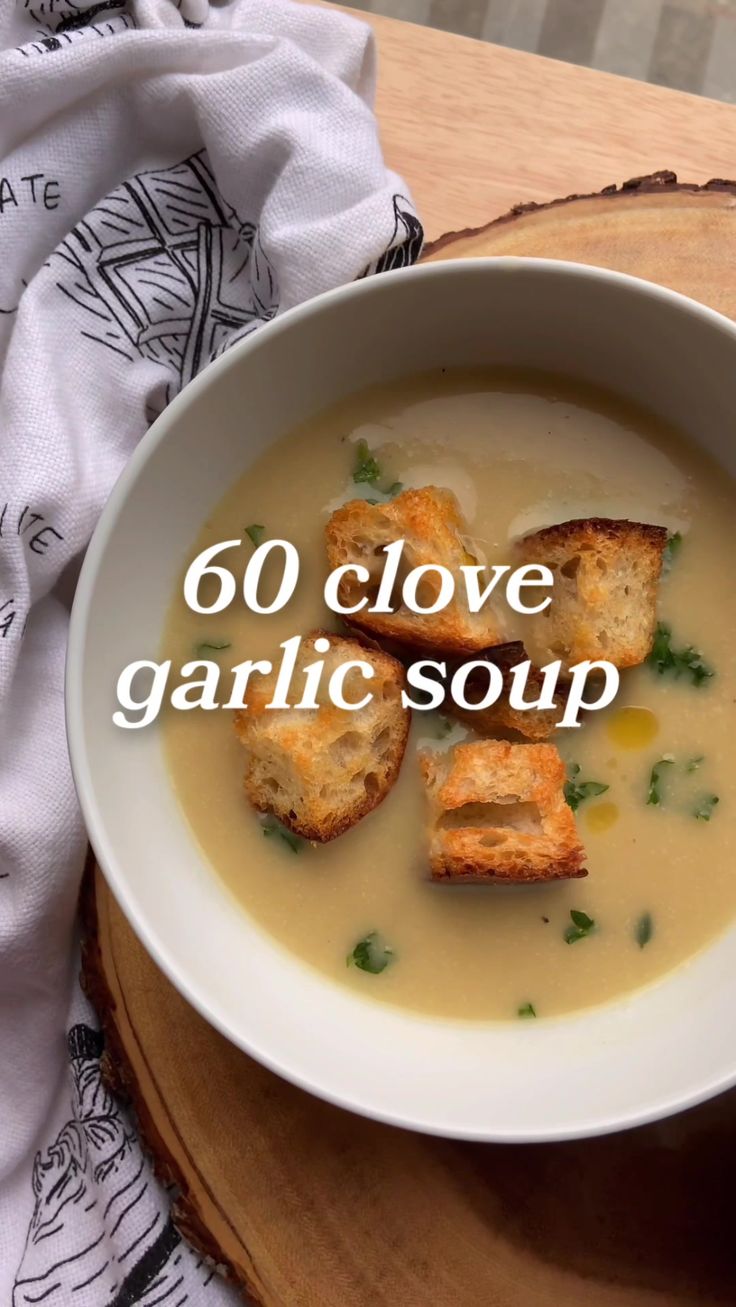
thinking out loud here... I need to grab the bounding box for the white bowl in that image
[67,259,736,1142]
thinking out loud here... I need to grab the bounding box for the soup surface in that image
[162,369,736,1021]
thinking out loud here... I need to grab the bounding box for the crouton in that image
[442,642,567,741]
[419,739,587,883]
[325,486,505,653]
[517,518,667,671]
[234,631,410,842]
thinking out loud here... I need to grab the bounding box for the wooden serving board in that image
[424,171,736,318]
[83,175,736,1306]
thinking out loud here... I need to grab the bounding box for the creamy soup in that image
[162,369,736,1021]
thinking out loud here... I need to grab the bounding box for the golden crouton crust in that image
[517,517,668,671]
[325,486,505,654]
[420,740,587,883]
[234,631,410,841]
[442,642,568,741]
[525,517,668,552]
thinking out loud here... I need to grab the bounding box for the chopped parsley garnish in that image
[647,622,714,687]
[694,794,719,822]
[518,1002,536,1018]
[347,932,394,974]
[262,817,304,854]
[245,523,265,548]
[351,443,403,498]
[646,755,719,818]
[662,531,683,574]
[564,763,609,812]
[352,439,381,485]
[635,911,653,948]
[564,909,596,944]
[647,755,675,806]
[193,639,231,656]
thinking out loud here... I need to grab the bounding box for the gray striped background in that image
[350,0,736,100]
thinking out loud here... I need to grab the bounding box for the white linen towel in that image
[0,1,422,1300]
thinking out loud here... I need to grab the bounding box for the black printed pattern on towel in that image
[21,1,108,15]
[0,502,64,654]
[53,150,278,414]
[16,3,135,54]
[12,1024,219,1305]
[361,194,424,276]
[0,276,28,316]
[55,0,129,32]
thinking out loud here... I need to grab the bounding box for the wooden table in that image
[344,5,736,240]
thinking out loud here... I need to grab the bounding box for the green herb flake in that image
[647,755,675,806]
[662,531,683,574]
[564,908,596,944]
[694,794,719,822]
[262,817,304,854]
[686,755,705,773]
[347,931,394,974]
[564,763,609,812]
[193,639,231,657]
[647,622,714,687]
[435,714,453,739]
[518,1002,537,1018]
[245,524,265,548]
[352,439,381,486]
[635,911,654,949]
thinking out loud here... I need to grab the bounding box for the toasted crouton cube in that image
[325,487,505,653]
[419,740,587,883]
[234,631,409,842]
[517,518,668,671]
[442,642,568,741]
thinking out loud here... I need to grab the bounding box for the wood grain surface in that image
[424,171,736,318]
[340,4,736,242]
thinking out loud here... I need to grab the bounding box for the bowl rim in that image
[66,256,736,1142]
